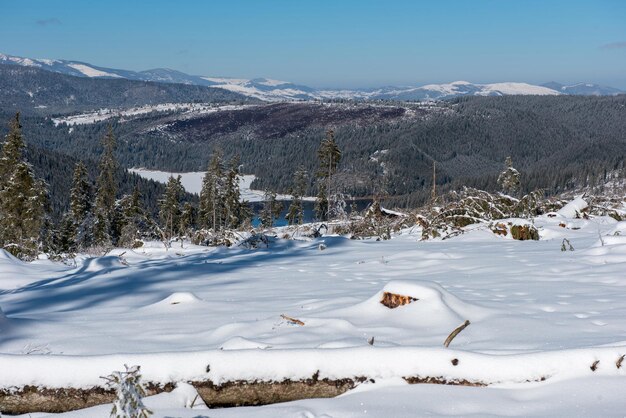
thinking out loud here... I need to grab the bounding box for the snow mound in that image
[0,248,21,263]
[589,221,626,250]
[326,281,490,331]
[152,292,204,307]
[557,196,588,218]
[606,221,626,237]
[220,336,271,350]
[83,256,127,272]
[0,249,27,273]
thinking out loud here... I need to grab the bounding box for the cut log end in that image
[380,292,418,309]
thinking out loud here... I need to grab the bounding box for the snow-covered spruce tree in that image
[286,167,308,225]
[329,192,348,221]
[52,213,78,256]
[179,202,196,238]
[0,113,48,260]
[199,151,225,232]
[497,156,521,197]
[260,189,283,229]
[158,175,183,241]
[93,127,118,249]
[103,364,152,418]
[315,129,341,221]
[118,187,154,248]
[314,180,328,222]
[223,155,248,229]
[70,161,92,224]
[67,161,94,250]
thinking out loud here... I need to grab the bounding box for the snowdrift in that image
[323,281,490,333]
[1,346,625,414]
[557,196,588,218]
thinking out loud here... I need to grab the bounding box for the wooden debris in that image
[368,336,375,346]
[403,376,484,387]
[451,358,459,366]
[617,355,624,369]
[443,320,471,348]
[590,360,599,372]
[490,223,508,236]
[280,314,305,326]
[380,292,418,309]
[192,376,365,408]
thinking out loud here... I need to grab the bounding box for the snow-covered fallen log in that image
[1,346,625,414]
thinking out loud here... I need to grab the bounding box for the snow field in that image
[1,212,626,416]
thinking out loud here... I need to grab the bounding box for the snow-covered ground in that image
[129,168,311,202]
[2,212,626,417]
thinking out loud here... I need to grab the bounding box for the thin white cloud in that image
[36,18,62,26]
[600,41,626,50]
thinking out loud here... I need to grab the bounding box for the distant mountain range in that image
[1,52,624,102]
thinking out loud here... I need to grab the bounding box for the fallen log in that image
[2,346,624,415]
[0,375,486,414]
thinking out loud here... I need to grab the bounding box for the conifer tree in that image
[223,155,243,229]
[179,202,196,237]
[70,161,91,224]
[314,181,328,222]
[118,187,152,248]
[287,168,308,225]
[497,156,521,196]
[54,213,77,255]
[199,151,224,231]
[159,175,183,241]
[103,365,152,418]
[93,127,118,248]
[315,130,341,221]
[0,113,48,260]
[260,190,283,229]
[67,161,93,250]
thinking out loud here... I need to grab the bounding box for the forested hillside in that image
[0,65,254,115]
[4,95,625,207]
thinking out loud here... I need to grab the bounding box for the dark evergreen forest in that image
[4,94,623,211]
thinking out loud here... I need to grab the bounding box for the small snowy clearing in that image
[1,213,626,416]
[129,169,312,202]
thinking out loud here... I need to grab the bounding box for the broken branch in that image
[280,314,304,326]
[443,320,471,348]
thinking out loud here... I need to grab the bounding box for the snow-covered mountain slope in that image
[2,52,624,101]
[325,81,562,101]
[201,76,318,101]
[542,81,625,96]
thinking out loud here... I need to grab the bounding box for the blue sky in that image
[1,0,625,88]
